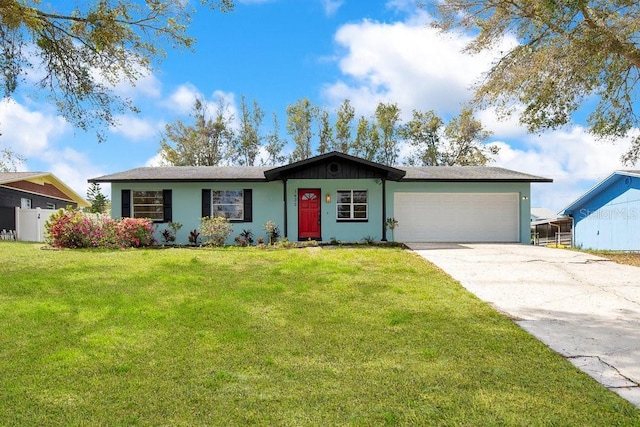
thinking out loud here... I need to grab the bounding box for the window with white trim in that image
[336,190,368,221]
[212,190,244,220]
[132,190,164,221]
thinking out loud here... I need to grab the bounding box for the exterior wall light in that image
[325,193,331,203]
[522,196,529,201]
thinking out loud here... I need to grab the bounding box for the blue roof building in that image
[562,171,640,251]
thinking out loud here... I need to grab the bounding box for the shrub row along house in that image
[89,152,551,245]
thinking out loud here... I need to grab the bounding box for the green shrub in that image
[200,216,233,246]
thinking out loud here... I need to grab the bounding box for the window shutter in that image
[202,189,211,218]
[163,189,172,222]
[243,189,253,222]
[121,190,131,217]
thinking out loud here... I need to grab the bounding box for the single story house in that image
[0,172,90,232]
[562,170,640,251]
[89,152,551,245]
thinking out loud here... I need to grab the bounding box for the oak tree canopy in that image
[0,0,234,141]
[426,0,640,163]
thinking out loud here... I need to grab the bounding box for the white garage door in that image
[393,192,520,242]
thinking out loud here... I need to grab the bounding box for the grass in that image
[0,242,639,426]
[585,250,640,267]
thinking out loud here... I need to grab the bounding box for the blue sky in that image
[0,0,635,211]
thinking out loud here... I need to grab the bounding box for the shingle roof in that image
[90,165,551,183]
[400,166,551,182]
[0,172,48,184]
[89,166,272,182]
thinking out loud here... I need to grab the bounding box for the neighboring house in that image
[531,207,557,222]
[530,207,573,246]
[0,172,90,232]
[562,170,640,251]
[89,152,551,245]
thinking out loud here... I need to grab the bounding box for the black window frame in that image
[202,188,253,223]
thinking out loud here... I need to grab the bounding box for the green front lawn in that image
[0,242,638,425]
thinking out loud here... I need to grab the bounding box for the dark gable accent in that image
[121,189,131,217]
[264,151,406,181]
[163,190,172,222]
[243,189,252,222]
[202,189,211,218]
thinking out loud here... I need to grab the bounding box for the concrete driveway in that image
[407,243,640,407]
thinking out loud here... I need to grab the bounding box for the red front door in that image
[298,188,321,240]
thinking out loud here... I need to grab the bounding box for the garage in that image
[393,192,520,242]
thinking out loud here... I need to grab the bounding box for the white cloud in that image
[322,0,343,16]
[492,128,632,212]
[145,152,166,167]
[324,17,513,118]
[110,115,165,141]
[0,98,109,198]
[164,83,203,114]
[114,69,162,100]
[0,98,68,158]
[35,147,106,199]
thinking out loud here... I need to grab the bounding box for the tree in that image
[351,115,371,159]
[234,95,264,166]
[317,109,333,155]
[286,98,316,163]
[0,1,234,141]
[159,96,234,166]
[401,108,498,166]
[263,112,286,166]
[400,110,443,166]
[374,102,401,166]
[333,99,354,153]
[86,182,109,214]
[440,109,498,166]
[0,146,24,172]
[352,115,381,161]
[428,0,640,164]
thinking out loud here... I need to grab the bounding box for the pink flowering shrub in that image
[45,208,156,249]
[116,217,156,248]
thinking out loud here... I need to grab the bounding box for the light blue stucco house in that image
[562,170,640,251]
[89,152,551,245]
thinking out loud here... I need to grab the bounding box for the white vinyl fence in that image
[15,207,58,242]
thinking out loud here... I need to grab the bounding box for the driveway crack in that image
[568,355,640,388]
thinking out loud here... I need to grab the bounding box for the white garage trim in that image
[394,192,520,242]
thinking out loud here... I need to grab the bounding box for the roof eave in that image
[400,178,553,183]
[561,171,620,215]
[89,177,268,183]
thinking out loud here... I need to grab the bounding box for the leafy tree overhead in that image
[427,0,640,164]
[0,0,234,141]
